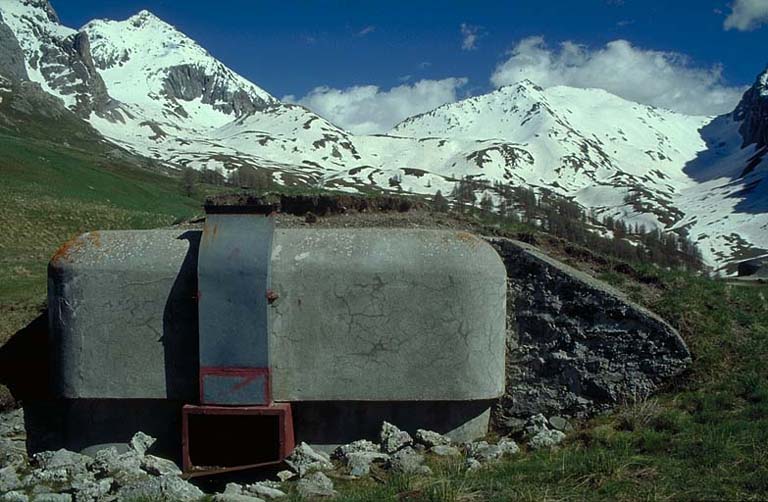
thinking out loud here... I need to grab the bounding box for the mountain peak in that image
[757,66,768,97]
[733,66,768,147]
[497,79,545,94]
[127,9,166,29]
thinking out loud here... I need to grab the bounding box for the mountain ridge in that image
[0,0,766,271]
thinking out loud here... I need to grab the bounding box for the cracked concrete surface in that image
[48,228,507,402]
[269,229,507,401]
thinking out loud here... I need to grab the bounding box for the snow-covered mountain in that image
[82,10,276,138]
[0,0,766,271]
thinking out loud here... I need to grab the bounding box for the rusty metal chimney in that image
[182,196,294,476]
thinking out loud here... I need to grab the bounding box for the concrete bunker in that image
[44,202,507,475]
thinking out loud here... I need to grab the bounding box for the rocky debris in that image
[522,414,567,450]
[549,416,572,432]
[117,474,203,501]
[463,437,520,464]
[296,472,337,498]
[429,445,461,457]
[243,481,286,499]
[528,429,566,450]
[129,431,156,456]
[380,422,413,454]
[486,238,692,424]
[91,446,145,485]
[213,494,265,502]
[0,409,24,438]
[0,410,27,469]
[1,492,27,502]
[498,437,520,456]
[524,414,549,436]
[140,454,182,476]
[0,466,22,493]
[388,447,432,476]
[331,439,389,477]
[0,418,561,499]
[27,495,71,502]
[0,431,202,501]
[214,484,267,502]
[223,481,285,500]
[346,451,390,477]
[70,477,112,501]
[29,449,93,490]
[331,439,379,462]
[463,441,503,463]
[276,470,295,482]
[0,438,26,470]
[414,429,451,448]
[285,442,333,477]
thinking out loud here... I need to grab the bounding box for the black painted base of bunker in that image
[23,399,494,460]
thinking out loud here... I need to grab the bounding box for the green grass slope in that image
[0,132,201,345]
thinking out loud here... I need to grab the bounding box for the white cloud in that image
[284,78,468,134]
[490,37,746,116]
[460,23,480,51]
[356,25,376,37]
[724,0,768,30]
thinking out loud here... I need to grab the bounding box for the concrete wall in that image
[48,228,507,402]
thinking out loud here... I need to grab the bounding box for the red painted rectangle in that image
[199,367,271,405]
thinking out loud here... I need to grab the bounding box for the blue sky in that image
[55,0,768,133]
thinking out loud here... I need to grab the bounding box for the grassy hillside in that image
[0,132,201,351]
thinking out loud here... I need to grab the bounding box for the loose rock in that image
[430,445,460,457]
[296,472,337,498]
[73,477,113,502]
[346,451,389,477]
[498,437,520,456]
[380,422,412,454]
[91,447,145,485]
[30,495,71,502]
[0,465,22,493]
[129,431,156,456]
[33,449,91,475]
[331,439,379,462]
[276,470,295,482]
[0,438,26,469]
[285,442,333,477]
[414,429,451,448]
[528,429,566,450]
[524,414,549,437]
[1,492,27,502]
[213,494,265,502]
[388,447,431,475]
[465,441,503,463]
[117,474,203,502]
[549,416,571,431]
[140,454,182,476]
[244,481,287,499]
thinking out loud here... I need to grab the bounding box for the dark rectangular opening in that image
[187,413,280,468]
